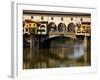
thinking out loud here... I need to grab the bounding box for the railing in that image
[49,31,75,35]
[48,31,76,39]
[49,31,90,36]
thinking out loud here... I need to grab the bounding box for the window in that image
[71,17,73,21]
[29,24,31,26]
[58,23,66,32]
[51,17,54,20]
[26,28,28,32]
[67,23,75,32]
[41,16,44,20]
[48,22,57,32]
[26,25,28,27]
[80,17,83,21]
[41,25,45,27]
[61,17,63,21]
[33,24,36,26]
[83,26,85,29]
[31,16,33,19]
[87,26,90,29]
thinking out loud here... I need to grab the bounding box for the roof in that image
[23,10,91,16]
[24,19,40,25]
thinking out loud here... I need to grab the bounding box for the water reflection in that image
[23,36,91,69]
[68,40,84,59]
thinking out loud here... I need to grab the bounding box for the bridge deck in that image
[49,32,90,36]
[76,33,90,36]
[49,32,76,39]
[49,32,75,35]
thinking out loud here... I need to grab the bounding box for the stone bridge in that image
[48,31,76,39]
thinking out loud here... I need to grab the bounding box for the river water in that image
[23,36,91,69]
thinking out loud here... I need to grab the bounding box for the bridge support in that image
[83,36,87,65]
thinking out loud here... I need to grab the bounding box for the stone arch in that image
[48,22,57,32]
[67,23,76,32]
[58,23,66,32]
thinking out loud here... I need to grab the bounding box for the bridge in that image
[23,12,91,69]
[48,31,76,39]
[39,31,90,44]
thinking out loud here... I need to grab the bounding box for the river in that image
[23,36,91,69]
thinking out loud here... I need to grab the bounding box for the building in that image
[76,22,91,36]
[23,19,40,34]
[23,10,91,36]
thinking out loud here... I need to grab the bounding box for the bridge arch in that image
[67,23,76,33]
[58,23,66,32]
[41,35,76,48]
[49,35,76,39]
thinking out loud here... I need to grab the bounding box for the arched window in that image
[67,23,76,33]
[58,23,66,32]
[48,22,57,32]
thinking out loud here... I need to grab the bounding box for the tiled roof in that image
[24,19,40,25]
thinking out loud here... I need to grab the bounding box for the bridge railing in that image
[49,31,90,36]
[49,31,75,35]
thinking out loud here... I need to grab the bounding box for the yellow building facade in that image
[23,19,40,34]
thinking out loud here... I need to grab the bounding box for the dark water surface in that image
[23,36,91,69]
